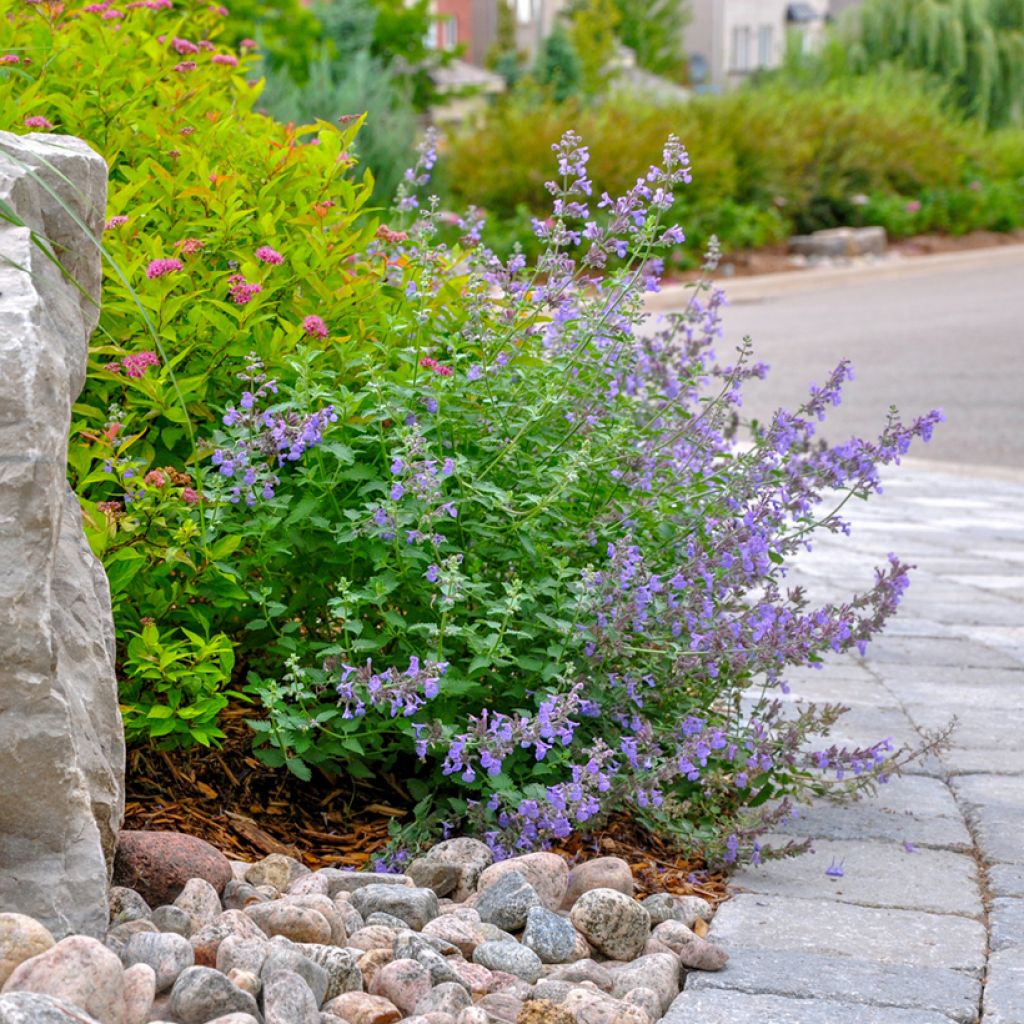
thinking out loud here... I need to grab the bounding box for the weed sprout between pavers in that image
[2,0,941,867]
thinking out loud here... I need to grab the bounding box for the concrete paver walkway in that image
[664,462,1024,1024]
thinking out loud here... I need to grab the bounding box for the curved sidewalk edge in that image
[662,465,1024,1024]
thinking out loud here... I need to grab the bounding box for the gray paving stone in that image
[907,705,1024,751]
[992,898,1024,952]
[952,775,1024,863]
[775,800,971,850]
[707,894,986,975]
[990,865,1024,899]
[684,949,980,1023]
[861,636,1020,669]
[945,748,1024,775]
[662,989,959,1024]
[984,947,1024,1024]
[730,838,979,916]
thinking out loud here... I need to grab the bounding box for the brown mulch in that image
[123,704,728,905]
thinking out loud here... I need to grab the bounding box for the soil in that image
[123,704,728,905]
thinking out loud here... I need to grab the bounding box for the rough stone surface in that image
[0,935,128,1024]
[607,952,680,1014]
[520,909,576,965]
[260,944,328,1006]
[471,942,542,984]
[475,872,542,933]
[477,855,568,913]
[0,914,55,988]
[708,893,986,974]
[788,226,887,259]
[350,888,439,932]
[665,989,959,1023]
[114,832,232,908]
[990,897,1024,952]
[686,948,981,1023]
[984,946,1024,1024]
[324,991,401,1022]
[168,966,262,1024]
[121,931,194,993]
[0,991,106,1023]
[108,891,151,927]
[243,904,331,945]
[413,982,472,1017]
[263,969,318,1024]
[150,907,192,939]
[189,912,268,968]
[244,856,293,894]
[0,129,123,941]
[561,858,633,910]
[121,962,155,1024]
[296,944,363,1000]
[569,889,650,961]
[423,840,494,903]
[369,958,432,1016]
[406,861,461,899]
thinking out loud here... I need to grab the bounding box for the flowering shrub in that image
[3,0,943,862]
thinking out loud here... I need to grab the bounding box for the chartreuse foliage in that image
[3,0,943,863]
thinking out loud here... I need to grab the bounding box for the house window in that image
[515,0,533,24]
[731,25,751,71]
[440,13,457,48]
[757,24,774,67]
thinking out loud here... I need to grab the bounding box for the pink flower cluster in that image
[105,216,129,231]
[172,37,198,54]
[176,237,203,254]
[254,245,283,264]
[1,55,21,64]
[174,61,196,73]
[126,0,173,8]
[302,315,328,338]
[228,274,262,305]
[146,258,183,279]
[420,357,454,377]
[122,351,160,378]
[24,115,53,130]
[212,54,238,66]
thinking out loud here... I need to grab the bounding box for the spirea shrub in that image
[2,0,943,863]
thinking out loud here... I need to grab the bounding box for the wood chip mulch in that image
[124,703,728,905]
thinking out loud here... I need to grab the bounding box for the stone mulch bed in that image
[0,833,731,1023]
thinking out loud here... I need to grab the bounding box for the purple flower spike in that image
[825,857,845,879]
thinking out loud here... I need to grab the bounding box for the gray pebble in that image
[472,940,542,983]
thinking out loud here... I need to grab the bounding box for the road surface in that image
[650,245,1024,473]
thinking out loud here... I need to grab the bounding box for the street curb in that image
[646,243,1024,311]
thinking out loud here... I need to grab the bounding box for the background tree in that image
[566,0,622,96]
[534,24,583,101]
[840,0,1024,128]
[610,0,690,80]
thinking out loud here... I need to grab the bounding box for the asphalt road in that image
[650,245,1024,473]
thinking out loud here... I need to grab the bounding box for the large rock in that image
[114,832,232,908]
[0,129,123,940]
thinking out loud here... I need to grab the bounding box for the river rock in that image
[260,944,328,1006]
[562,858,633,911]
[413,981,472,1017]
[108,891,152,927]
[263,969,318,1024]
[121,963,155,1024]
[350,888,438,931]
[114,832,232,907]
[369,958,432,1015]
[477,855,568,913]
[174,879,223,934]
[121,931,194,993]
[243,904,331,946]
[168,966,262,1023]
[1,936,127,1024]
[323,991,401,1023]
[190,912,268,968]
[150,906,192,939]
[476,872,542,932]
[0,991,105,1023]
[521,908,577,964]
[0,129,123,941]
[422,840,494,902]
[406,860,461,899]
[569,889,650,961]
[472,942,542,984]
[516,999,574,1024]
[422,917,484,957]
[295,944,363,1000]
[607,952,680,1014]
[0,915,55,988]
